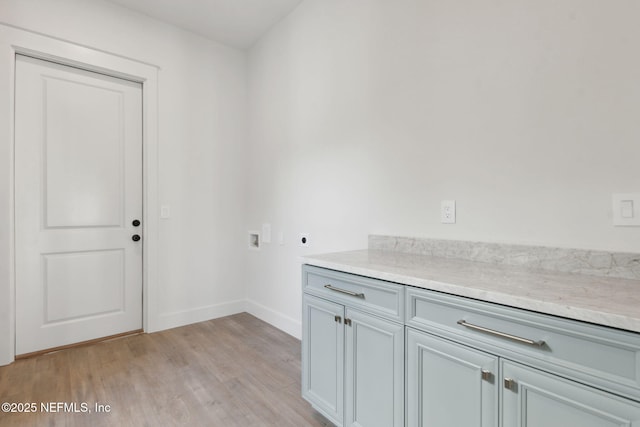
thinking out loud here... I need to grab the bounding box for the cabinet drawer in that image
[303,265,404,322]
[406,286,640,401]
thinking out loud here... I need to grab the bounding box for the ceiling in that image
[106,0,303,49]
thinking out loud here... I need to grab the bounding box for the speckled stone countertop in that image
[302,248,640,334]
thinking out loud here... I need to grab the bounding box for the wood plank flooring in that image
[0,313,332,427]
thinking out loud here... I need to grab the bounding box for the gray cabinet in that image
[406,325,640,427]
[501,360,640,427]
[302,294,344,426]
[406,328,498,427]
[302,264,640,427]
[406,286,640,427]
[302,265,405,427]
[345,308,404,427]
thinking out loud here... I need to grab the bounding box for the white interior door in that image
[15,54,143,356]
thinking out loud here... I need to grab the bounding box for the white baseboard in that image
[155,299,247,331]
[246,299,301,339]
[152,299,301,340]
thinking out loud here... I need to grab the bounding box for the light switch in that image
[621,200,634,219]
[160,205,171,219]
[612,193,640,226]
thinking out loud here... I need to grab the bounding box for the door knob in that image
[132,219,141,227]
[132,234,141,242]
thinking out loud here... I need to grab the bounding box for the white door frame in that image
[0,23,160,365]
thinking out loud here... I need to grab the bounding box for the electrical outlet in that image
[441,200,456,224]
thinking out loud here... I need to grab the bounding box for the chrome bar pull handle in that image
[481,370,493,381]
[457,320,545,347]
[335,315,342,324]
[324,284,365,299]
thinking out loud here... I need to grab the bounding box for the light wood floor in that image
[0,313,332,427]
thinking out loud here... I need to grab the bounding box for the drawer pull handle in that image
[324,284,365,298]
[457,320,545,347]
[504,377,517,390]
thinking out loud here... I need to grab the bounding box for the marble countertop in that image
[303,249,640,334]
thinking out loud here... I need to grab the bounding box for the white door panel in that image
[44,250,125,323]
[44,76,125,228]
[15,54,143,355]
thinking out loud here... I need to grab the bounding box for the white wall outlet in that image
[261,223,271,243]
[613,193,640,226]
[441,200,456,224]
[299,233,310,247]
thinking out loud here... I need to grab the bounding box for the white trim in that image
[0,23,160,365]
[156,300,247,331]
[246,299,302,339]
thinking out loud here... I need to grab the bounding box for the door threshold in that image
[15,329,144,360]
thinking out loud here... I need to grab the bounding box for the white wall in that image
[0,0,248,363]
[245,0,640,337]
[2,0,639,355]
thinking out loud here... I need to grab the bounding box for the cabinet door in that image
[345,308,404,427]
[502,360,640,427]
[407,328,498,427]
[302,294,345,426]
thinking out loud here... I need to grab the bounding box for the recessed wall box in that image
[248,231,260,250]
